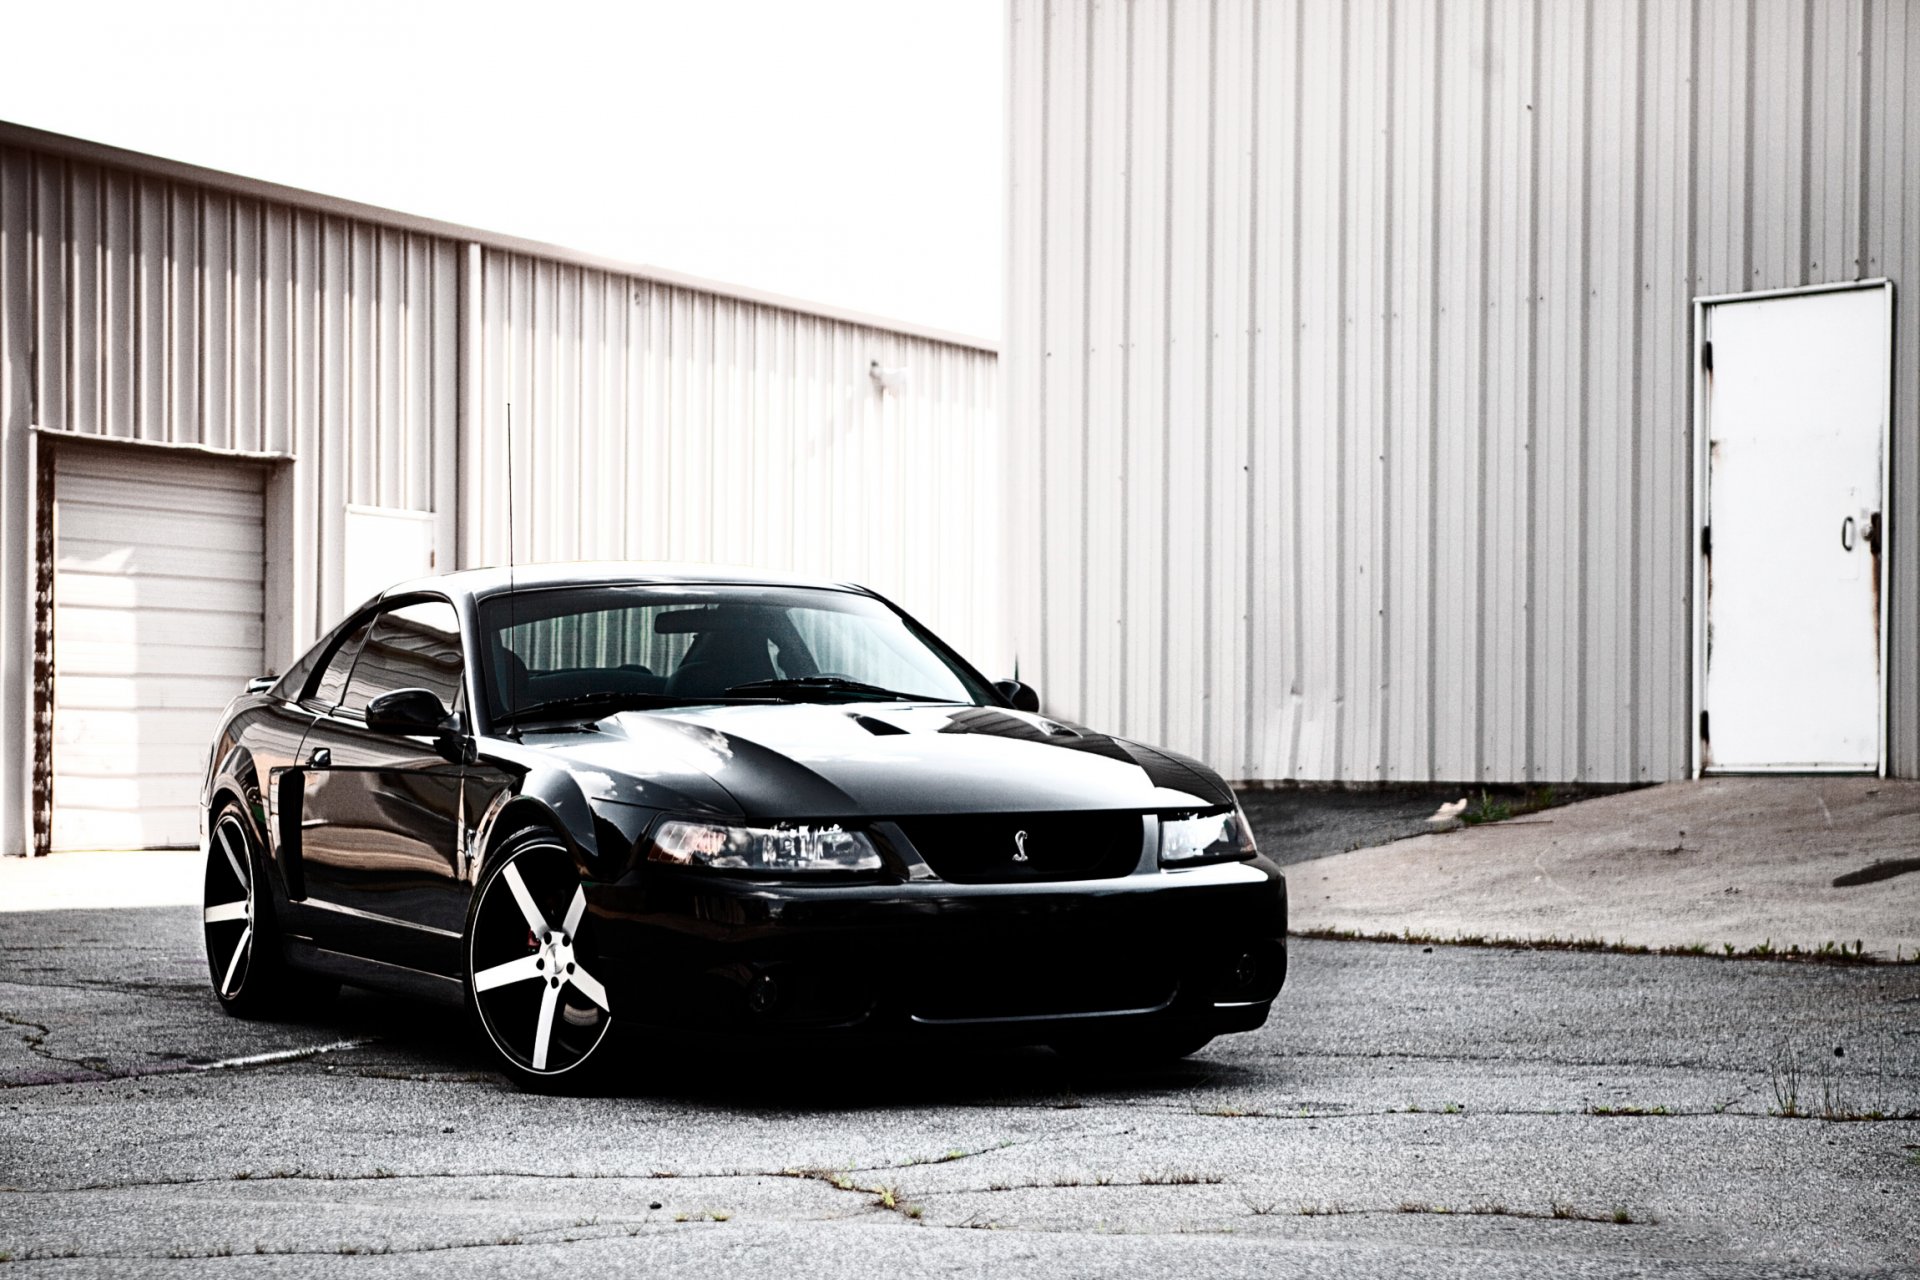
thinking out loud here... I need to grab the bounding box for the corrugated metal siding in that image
[0,144,461,650]
[1006,0,1920,783]
[465,249,1006,676]
[0,131,1003,853]
[9,151,458,491]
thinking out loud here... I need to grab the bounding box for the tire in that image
[464,824,616,1093]
[203,802,336,1018]
[1050,1028,1215,1070]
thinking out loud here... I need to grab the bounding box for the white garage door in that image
[52,446,266,850]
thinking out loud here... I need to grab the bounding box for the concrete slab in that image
[0,849,200,912]
[1287,777,1920,961]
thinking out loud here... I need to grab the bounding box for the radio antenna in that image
[505,402,522,739]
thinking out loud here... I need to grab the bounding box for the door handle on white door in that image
[1841,516,1856,551]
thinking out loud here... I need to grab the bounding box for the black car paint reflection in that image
[199,564,1287,1086]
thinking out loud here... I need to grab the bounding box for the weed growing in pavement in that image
[1460,786,1564,826]
[1294,929,1912,965]
[1294,1201,1640,1225]
[782,1165,923,1220]
[1819,1057,1851,1120]
[1139,1170,1226,1186]
[1771,1041,1805,1116]
[1463,792,1514,824]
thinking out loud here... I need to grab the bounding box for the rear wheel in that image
[465,826,615,1093]
[203,803,334,1017]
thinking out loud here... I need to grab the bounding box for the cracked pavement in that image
[1,906,1916,1277]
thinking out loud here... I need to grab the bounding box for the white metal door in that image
[52,446,266,849]
[342,504,437,616]
[1696,283,1890,774]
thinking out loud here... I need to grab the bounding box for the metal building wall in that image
[0,127,1001,855]
[1005,0,1920,784]
[0,142,463,646]
[464,250,1006,674]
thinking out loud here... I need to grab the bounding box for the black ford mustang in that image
[199,564,1287,1090]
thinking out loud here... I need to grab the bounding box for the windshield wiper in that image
[723,676,950,703]
[495,690,695,728]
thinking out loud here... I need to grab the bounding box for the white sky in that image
[0,0,1005,340]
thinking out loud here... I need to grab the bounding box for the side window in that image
[309,617,375,709]
[339,600,465,717]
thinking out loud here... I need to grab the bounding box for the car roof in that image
[372,560,877,606]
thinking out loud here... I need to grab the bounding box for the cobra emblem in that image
[1012,829,1030,862]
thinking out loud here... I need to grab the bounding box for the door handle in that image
[1840,516,1856,551]
[308,747,331,769]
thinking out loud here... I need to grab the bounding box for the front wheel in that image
[465,826,616,1093]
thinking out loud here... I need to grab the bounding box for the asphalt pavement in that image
[1233,786,1455,866]
[3,904,1916,1277]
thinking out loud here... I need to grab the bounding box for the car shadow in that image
[319,986,1257,1108]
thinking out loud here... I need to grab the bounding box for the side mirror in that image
[994,679,1041,714]
[365,687,453,736]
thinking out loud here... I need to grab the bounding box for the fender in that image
[465,743,610,883]
[203,698,320,910]
[464,736,743,884]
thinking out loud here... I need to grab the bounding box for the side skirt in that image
[284,939,466,1008]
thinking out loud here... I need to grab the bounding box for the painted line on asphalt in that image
[195,1038,379,1072]
[2,1037,380,1089]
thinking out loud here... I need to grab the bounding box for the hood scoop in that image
[850,713,910,737]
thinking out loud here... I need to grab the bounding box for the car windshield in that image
[477,584,993,724]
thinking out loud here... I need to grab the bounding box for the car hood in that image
[520,702,1235,818]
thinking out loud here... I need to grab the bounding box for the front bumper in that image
[582,859,1288,1043]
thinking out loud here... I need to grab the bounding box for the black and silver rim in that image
[469,842,612,1075]
[203,812,256,1000]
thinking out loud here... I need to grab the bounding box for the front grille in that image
[895,811,1143,884]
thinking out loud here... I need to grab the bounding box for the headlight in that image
[1159,803,1258,867]
[646,819,883,873]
